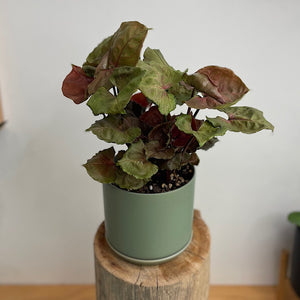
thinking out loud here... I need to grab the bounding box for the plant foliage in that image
[62,21,274,191]
[288,212,300,227]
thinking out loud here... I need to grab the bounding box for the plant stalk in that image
[113,86,118,97]
[186,88,196,115]
[193,109,200,118]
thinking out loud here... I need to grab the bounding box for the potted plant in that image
[62,21,274,264]
[288,212,300,296]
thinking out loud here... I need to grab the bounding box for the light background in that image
[0,0,299,285]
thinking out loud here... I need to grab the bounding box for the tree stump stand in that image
[277,250,300,300]
[94,209,210,300]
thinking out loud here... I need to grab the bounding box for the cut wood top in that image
[94,209,210,287]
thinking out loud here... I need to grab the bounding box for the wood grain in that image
[277,249,300,300]
[209,285,277,300]
[0,285,95,300]
[94,209,210,299]
[0,285,277,300]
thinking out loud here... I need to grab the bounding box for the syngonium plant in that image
[62,21,274,191]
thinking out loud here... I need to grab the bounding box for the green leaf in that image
[87,87,125,115]
[137,48,183,115]
[143,48,191,105]
[114,168,149,190]
[83,147,117,183]
[82,36,112,77]
[185,66,249,109]
[84,36,113,67]
[194,121,227,146]
[86,21,148,94]
[288,212,300,226]
[87,67,145,115]
[175,114,227,147]
[143,48,169,66]
[208,106,274,133]
[86,115,141,144]
[145,140,175,160]
[111,66,145,90]
[174,115,194,135]
[109,21,149,67]
[87,52,113,94]
[169,81,194,105]
[117,140,159,179]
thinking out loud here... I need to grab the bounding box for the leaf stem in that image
[113,86,118,97]
[186,88,196,115]
[193,109,200,118]
[182,136,195,156]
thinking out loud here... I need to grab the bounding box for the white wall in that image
[0,0,299,285]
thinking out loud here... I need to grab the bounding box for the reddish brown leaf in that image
[148,122,171,146]
[83,147,117,183]
[87,22,148,95]
[186,95,222,109]
[87,52,113,94]
[140,106,165,127]
[62,65,94,104]
[131,92,149,107]
[145,140,174,160]
[191,117,202,131]
[199,66,249,102]
[186,66,249,109]
[171,125,191,147]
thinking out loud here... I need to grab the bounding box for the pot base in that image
[105,232,193,265]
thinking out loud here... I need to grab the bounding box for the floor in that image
[0,285,277,300]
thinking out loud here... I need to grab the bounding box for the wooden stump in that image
[277,250,300,300]
[94,209,210,300]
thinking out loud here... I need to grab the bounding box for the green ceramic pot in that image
[102,171,195,265]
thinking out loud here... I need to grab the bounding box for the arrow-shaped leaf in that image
[84,36,113,67]
[109,21,149,67]
[208,106,274,133]
[143,48,169,66]
[86,115,141,144]
[87,67,145,115]
[114,168,149,190]
[83,147,117,183]
[86,21,149,94]
[62,65,94,104]
[87,87,121,114]
[117,140,158,179]
[137,48,183,115]
[175,114,227,147]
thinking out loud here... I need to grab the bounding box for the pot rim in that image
[104,166,196,196]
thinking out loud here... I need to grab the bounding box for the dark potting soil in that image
[133,164,194,194]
